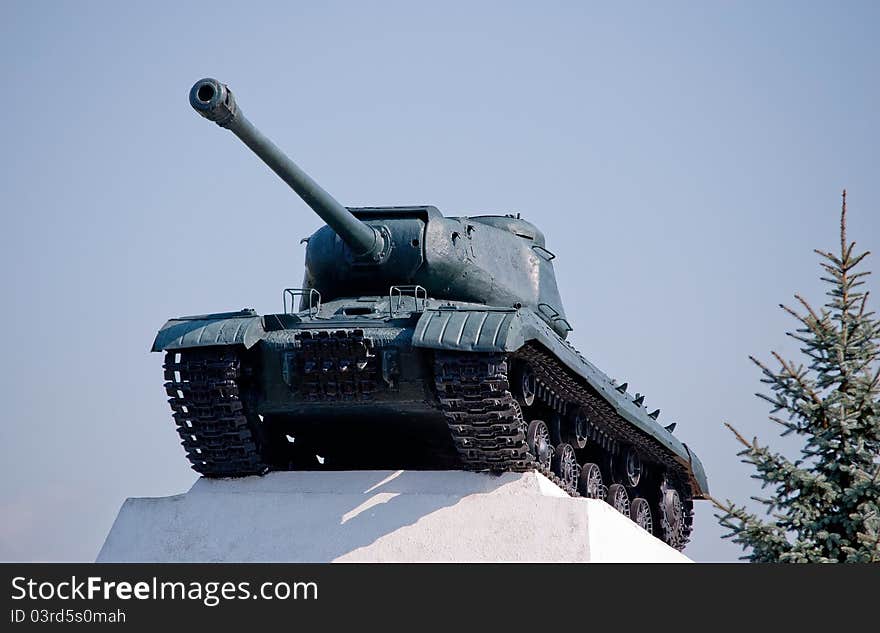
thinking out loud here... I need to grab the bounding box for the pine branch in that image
[718,190,880,562]
[771,351,826,425]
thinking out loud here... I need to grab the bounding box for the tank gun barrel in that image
[189,78,383,258]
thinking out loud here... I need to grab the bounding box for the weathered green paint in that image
[152,310,264,351]
[151,78,709,500]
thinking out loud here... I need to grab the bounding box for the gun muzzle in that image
[190,78,238,127]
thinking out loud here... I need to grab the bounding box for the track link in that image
[161,345,690,545]
[518,344,694,546]
[164,348,268,477]
[433,352,579,496]
[434,347,694,547]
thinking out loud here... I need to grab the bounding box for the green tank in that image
[152,78,709,549]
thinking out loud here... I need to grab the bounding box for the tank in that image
[152,78,709,549]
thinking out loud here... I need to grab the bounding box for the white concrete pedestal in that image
[97,471,690,563]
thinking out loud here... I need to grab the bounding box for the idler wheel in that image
[630,497,653,533]
[607,483,630,516]
[526,419,552,470]
[516,363,537,407]
[552,443,579,489]
[623,446,642,487]
[564,407,589,449]
[578,462,604,499]
[659,485,685,548]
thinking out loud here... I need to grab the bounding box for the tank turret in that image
[189,78,571,337]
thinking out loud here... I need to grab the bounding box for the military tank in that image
[152,77,709,549]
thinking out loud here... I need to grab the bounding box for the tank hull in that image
[155,299,706,549]
[154,305,706,487]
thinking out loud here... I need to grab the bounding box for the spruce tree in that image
[714,191,880,562]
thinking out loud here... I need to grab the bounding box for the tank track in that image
[517,344,694,545]
[161,345,691,544]
[163,349,268,477]
[433,352,580,496]
[434,346,693,547]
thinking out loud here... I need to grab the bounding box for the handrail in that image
[283,288,322,317]
[388,285,427,317]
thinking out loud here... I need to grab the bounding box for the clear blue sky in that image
[1,1,877,561]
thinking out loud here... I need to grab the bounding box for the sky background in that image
[1,1,878,562]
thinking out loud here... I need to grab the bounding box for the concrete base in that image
[97,471,690,563]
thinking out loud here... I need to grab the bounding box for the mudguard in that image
[412,307,525,352]
[413,306,710,497]
[151,309,265,352]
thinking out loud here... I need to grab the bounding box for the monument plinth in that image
[97,471,690,563]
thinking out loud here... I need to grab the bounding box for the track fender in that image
[151,309,265,352]
[412,307,529,352]
[683,444,710,498]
